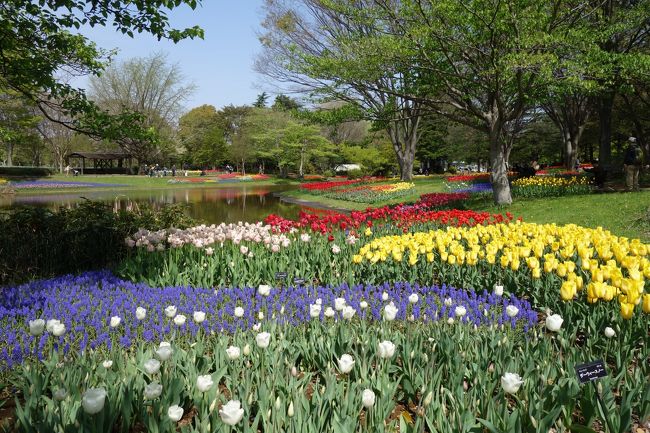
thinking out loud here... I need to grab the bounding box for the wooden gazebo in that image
[66,151,134,174]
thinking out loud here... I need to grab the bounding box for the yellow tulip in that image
[560,281,577,301]
[620,302,635,320]
[643,294,650,313]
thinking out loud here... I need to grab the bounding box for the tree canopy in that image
[0,0,203,143]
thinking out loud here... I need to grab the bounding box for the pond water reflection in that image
[0,185,306,224]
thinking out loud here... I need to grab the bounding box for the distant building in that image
[334,164,361,172]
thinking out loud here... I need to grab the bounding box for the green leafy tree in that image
[257,0,424,181]
[178,105,228,167]
[253,92,270,108]
[0,92,40,166]
[272,94,302,111]
[0,0,203,144]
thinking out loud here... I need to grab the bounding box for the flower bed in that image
[168,174,270,184]
[2,271,648,432]
[512,175,592,198]
[0,271,537,368]
[353,221,650,319]
[323,182,415,203]
[265,192,474,233]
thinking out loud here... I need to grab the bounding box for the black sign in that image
[275,272,288,280]
[575,360,607,383]
[293,278,305,285]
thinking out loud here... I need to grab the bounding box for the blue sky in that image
[78,1,269,111]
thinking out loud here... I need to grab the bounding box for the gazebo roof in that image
[67,151,132,159]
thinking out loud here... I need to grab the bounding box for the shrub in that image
[0,202,195,285]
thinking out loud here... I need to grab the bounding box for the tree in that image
[0,0,203,143]
[542,93,593,169]
[257,0,424,181]
[89,52,196,162]
[0,92,40,166]
[255,120,335,177]
[253,92,270,108]
[35,107,76,172]
[272,94,302,111]
[178,105,228,167]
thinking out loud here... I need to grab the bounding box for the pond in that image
[0,185,311,224]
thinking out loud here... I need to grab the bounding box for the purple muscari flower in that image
[0,271,536,368]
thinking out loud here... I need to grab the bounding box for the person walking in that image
[623,137,642,191]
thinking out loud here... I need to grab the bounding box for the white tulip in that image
[193,311,206,323]
[309,304,321,318]
[164,306,177,318]
[337,354,355,374]
[173,314,186,326]
[454,306,467,317]
[342,306,356,320]
[52,323,66,337]
[291,366,298,377]
[155,345,173,361]
[362,389,376,408]
[252,322,261,331]
[102,360,113,369]
[315,298,322,305]
[144,359,161,375]
[256,332,271,349]
[447,317,455,325]
[288,401,295,417]
[168,405,184,422]
[109,316,121,328]
[359,300,368,309]
[493,284,504,296]
[381,292,389,301]
[29,319,45,336]
[408,293,419,304]
[234,306,245,318]
[46,319,60,333]
[506,305,519,317]
[219,400,244,426]
[226,346,241,360]
[383,302,398,321]
[144,382,162,400]
[377,340,396,359]
[53,388,67,401]
[300,233,311,242]
[444,297,453,306]
[331,244,341,254]
[240,245,249,255]
[243,344,251,356]
[135,307,147,320]
[258,311,264,320]
[196,375,214,393]
[604,327,616,338]
[324,307,335,318]
[334,297,346,311]
[545,314,563,332]
[82,388,107,415]
[501,372,524,394]
[258,285,271,297]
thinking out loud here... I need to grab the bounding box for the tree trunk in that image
[489,129,512,205]
[299,147,305,178]
[563,132,577,170]
[598,93,615,167]
[5,142,14,166]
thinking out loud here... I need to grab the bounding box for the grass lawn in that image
[469,191,650,241]
[11,174,299,194]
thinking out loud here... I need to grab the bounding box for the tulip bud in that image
[275,396,281,410]
[423,391,433,407]
[291,366,298,377]
[288,401,294,417]
[243,344,251,356]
